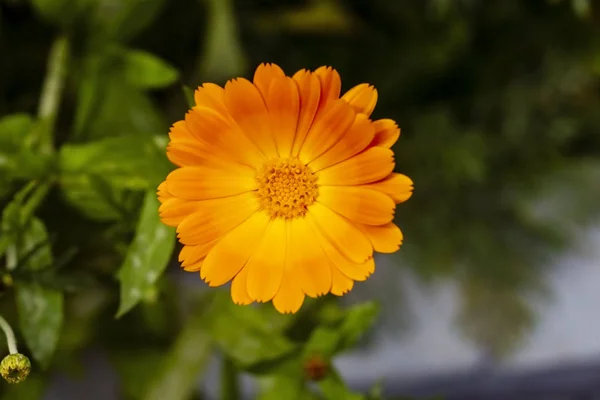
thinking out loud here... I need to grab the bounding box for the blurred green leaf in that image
[16,283,64,368]
[0,113,33,149]
[366,379,384,400]
[220,356,240,400]
[111,349,165,400]
[335,302,380,353]
[182,85,195,108]
[318,368,364,400]
[29,0,93,27]
[122,49,179,89]
[143,296,213,400]
[206,294,297,370]
[257,375,310,400]
[303,327,340,360]
[116,190,175,317]
[0,373,46,400]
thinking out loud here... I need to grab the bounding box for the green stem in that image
[219,356,240,400]
[0,315,18,355]
[37,35,70,154]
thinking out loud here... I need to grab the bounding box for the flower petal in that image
[371,119,400,148]
[272,269,305,314]
[224,78,278,158]
[291,70,321,157]
[245,218,286,302]
[159,197,203,227]
[308,113,374,172]
[165,166,257,200]
[307,202,372,263]
[169,120,197,142]
[231,266,254,305]
[157,181,172,204]
[194,83,230,117]
[253,63,285,98]
[317,147,395,186]
[201,211,270,287]
[289,217,332,298]
[266,76,300,158]
[358,223,403,253]
[341,83,378,116]
[362,173,413,203]
[183,260,203,272]
[185,105,264,168]
[330,264,354,296]
[314,66,341,105]
[175,193,259,245]
[317,186,395,225]
[179,239,219,267]
[298,99,355,164]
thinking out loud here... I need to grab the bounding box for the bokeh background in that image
[1,0,600,399]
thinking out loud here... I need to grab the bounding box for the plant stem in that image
[220,355,240,400]
[0,315,18,355]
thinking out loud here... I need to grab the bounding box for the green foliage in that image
[1,0,599,398]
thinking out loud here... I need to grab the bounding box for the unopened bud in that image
[0,353,31,384]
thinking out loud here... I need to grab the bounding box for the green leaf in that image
[16,283,64,368]
[143,296,213,400]
[318,368,364,400]
[122,49,179,89]
[0,113,34,149]
[0,373,46,400]
[206,293,297,370]
[303,326,341,360]
[111,349,165,400]
[116,190,175,317]
[182,85,195,108]
[29,0,94,26]
[257,375,309,400]
[335,302,380,353]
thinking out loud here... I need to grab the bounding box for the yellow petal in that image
[266,76,300,158]
[224,78,278,159]
[314,66,341,105]
[194,83,230,118]
[157,181,172,204]
[272,269,305,314]
[169,120,197,142]
[307,202,372,263]
[371,119,400,148]
[165,166,257,200]
[288,217,332,298]
[317,147,395,186]
[201,212,270,287]
[245,218,286,302]
[308,113,374,172]
[231,266,254,305]
[176,193,259,245]
[179,239,219,266]
[253,63,285,98]
[298,99,355,164]
[317,186,395,225]
[330,264,354,296]
[183,260,203,272]
[291,70,321,157]
[362,173,414,203]
[159,198,203,227]
[167,139,256,173]
[358,223,403,254]
[341,84,378,116]
[306,214,375,282]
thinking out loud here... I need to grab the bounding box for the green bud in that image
[0,353,31,384]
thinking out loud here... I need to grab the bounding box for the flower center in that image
[256,158,318,219]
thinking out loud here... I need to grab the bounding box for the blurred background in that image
[1,0,600,399]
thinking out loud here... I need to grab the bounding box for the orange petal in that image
[224,78,278,159]
[341,84,378,116]
[298,99,355,164]
[253,63,285,99]
[272,268,305,314]
[169,120,197,142]
[157,181,172,204]
[317,147,395,186]
[330,264,354,296]
[362,173,413,203]
[307,202,372,263]
[245,218,286,302]
[358,223,403,254]
[185,106,264,168]
[194,83,230,117]
[308,113,374,172]
[266,76,300,158]
[183,260,203,272]
[371,119,400,148]
[288,217,332,298]
[179,239,219,266]
[317,186,395,225]
[291,70,321,157]
[307,214,375,282]
[165,166,257,200]
[159,197,203,227]
[175,193,259,245]
[314,66,341,105]
[201,211,270,287]
[231,266,254,305]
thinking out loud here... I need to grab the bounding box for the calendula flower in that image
[158,63,413,314]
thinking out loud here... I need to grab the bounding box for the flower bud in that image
[0,353,31,384]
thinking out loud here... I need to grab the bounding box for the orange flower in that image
[158,63,413,314]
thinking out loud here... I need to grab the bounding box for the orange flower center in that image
[256,158,318,219]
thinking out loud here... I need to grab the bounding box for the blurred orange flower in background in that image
[157,63,413,314]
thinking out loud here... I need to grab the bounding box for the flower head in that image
[0,353,31,384]
[158,63,413,313]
